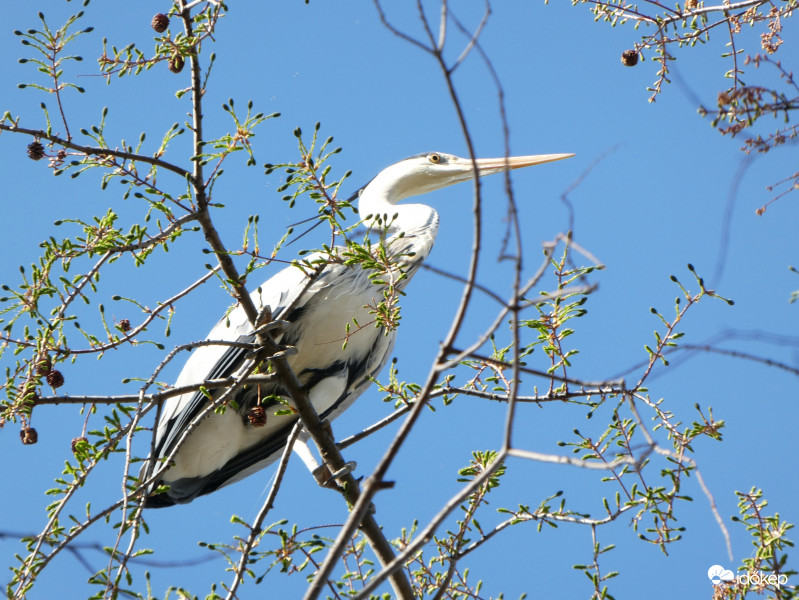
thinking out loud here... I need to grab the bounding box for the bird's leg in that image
[246,308,292,359]
[254,305,291,335]
[253,306,291,334]
[292,428,321,473]
[292,435,359,488]
[254,305,272,329]
[308,420,358,489]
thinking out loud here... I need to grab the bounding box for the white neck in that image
[358,184,440,262]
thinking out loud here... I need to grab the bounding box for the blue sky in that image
[1,2,797,599]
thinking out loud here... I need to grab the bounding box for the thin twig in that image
[0,123,191,178]
[224,422,303,600]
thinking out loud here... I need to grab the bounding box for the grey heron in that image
[144,151,573,507]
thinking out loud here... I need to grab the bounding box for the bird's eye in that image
[428,153,442,164]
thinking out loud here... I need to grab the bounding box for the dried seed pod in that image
[27,140,45,160]
[621,49,639,67]
[151,13,169,33]
[36,356,52,376]
[20,427,38,445]
[46,369,65,388]
[247,406,267,427]
[118,319,132,332]
[168,53,184,74]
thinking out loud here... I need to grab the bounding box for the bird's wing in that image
[147,365,352,506]
[150,261,318,476]
[146,256,397,506]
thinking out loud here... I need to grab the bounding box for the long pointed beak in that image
[472,153,575,174]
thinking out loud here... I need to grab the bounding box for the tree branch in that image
[0,123,191,179]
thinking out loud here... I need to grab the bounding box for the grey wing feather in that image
[152,332,256,463]
[147,263,318,504]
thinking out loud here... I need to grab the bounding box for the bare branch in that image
[224,422,303,600]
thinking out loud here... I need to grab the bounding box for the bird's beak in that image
[471,153,575,175]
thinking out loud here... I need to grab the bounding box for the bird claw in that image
[244,344,297,361]
[270,346,297,360]
[254,320,291,335]
[330,461,357,480]
[313,460,357,489]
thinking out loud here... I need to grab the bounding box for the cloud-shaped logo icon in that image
[707,564,735,585]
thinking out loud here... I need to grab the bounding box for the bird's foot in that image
[254,319,291,335]
[314,460,357,489]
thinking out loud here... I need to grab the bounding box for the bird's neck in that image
[359,193,440,266]
[362,198,439,239]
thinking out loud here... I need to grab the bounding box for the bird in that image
[143,150,573,507]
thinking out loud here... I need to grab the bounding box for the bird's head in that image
[358,151,574,207]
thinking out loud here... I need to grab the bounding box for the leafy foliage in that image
[567,0,798,213]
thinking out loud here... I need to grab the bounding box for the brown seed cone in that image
[46,369,65,388]
[27,141,45,160]
[247,406,267,427]
[20,427,38,445]
[36,356,52,376]
[621,49,639,67]
[118,319,132,332]
[71,436,89,453]
[168,53,184,74]
[151,13,169,33]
